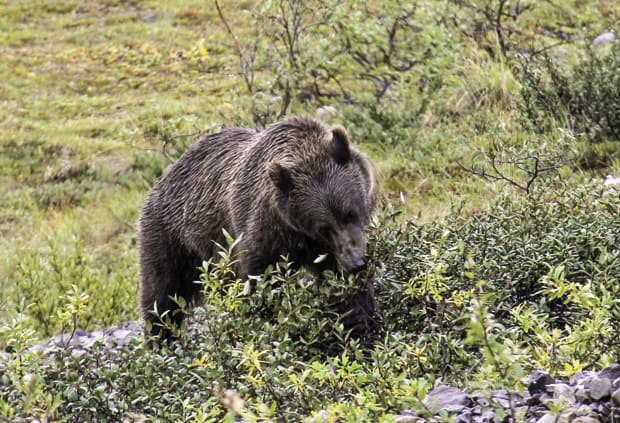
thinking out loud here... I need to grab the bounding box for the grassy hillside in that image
[1,0,619,420]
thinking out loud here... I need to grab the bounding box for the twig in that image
[457,153,569,194]
[214,0,254,94]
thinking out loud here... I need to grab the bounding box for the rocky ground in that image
[21,321,620,423]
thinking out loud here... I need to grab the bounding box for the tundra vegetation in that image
[1,0,619,421]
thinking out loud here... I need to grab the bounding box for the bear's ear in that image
[267,162,293,193]
[328,126,351,165]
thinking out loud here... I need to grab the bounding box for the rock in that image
[454,409,471,423]
[575,386,589,403]
[315,106,337,122]
[593,32,615,45]
[572,404,596,418]
[528,371,555,395]
[612,388,620,405]
[568,371,598,385]
[599,364,620,381]
[314,409,329,422]
[613,377,620,389]
[471,392,489,407]
[394,415,424,423]
[549,383,576,406]
[586,377,612,401]
[536,414,559,423]
[490,390,510,409]
[142,13,158,22]
[423,385,470,414]
[572,417,600,423]
[478,410,499,422]
[443,404,466,414]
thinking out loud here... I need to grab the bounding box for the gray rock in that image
[536,414,558,423]
[394,415,424,423]
[315,106,337,122]
[490,395,510,409]
[575,385,589,403]
[549,383,575,406]
[478,410,499,422]
[423,385,470,414]
[570,372,595,386]
[586,377,612,401]
[599,364,620,381]
[593,32,615,45]
[443,404,466,414]
[529,371,555,395]
[612,387,620,405]
[572,417,600,423]
[613,377,620,389]
[454,409,471,423]
[314,409,329,422]
[471,392,489,407]
[571,404,597,418]
[142,13,158,22]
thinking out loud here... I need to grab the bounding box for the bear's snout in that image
[344,256,367,273]
[333,226,367,274]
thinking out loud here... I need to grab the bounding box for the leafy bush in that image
[520,34,620,143]
[3,231,137,338]
[374,183,620,375]
[2,184,619,421]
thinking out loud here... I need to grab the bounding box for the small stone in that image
[593,32,615,45]
[613,377,620,389]
[612,388,620,405]
[528,371,555,395]
[570,371,596,386]
[572,417,600,423]
[471,392,489,407]
[586,377,612,401]
[142,13,158,22]
[315,409,329,422]
[549,383,576,406]
[423,385,470,414]
[443,404,465,414]
[394,415,423,423]
[536,414,559,423]
[479,410,499,422]
[572,404,597,418]
[599,364,620,381]
[575,386,589,403]
[110,329,134,345]
[491,396,510,409]
[513,406,528,420]
[454,409,471,423]
[315,106,337,122]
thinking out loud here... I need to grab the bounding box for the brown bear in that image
[139,116,377,339]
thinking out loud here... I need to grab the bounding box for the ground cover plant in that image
[1,0,620,420]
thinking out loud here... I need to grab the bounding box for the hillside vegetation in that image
[1,0,619,421]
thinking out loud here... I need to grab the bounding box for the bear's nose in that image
[346,256,367,273]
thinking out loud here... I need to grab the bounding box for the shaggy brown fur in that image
[139,117,376,339]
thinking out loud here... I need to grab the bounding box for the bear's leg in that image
[140,238,202,341]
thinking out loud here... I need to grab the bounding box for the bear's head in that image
[267,126,375,274]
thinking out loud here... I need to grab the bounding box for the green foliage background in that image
[1,0,619,420]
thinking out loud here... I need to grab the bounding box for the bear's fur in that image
[139,117,376,339]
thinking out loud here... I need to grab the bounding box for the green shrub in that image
[373,182,620,375]
[520,34,620,143]
[2,184,619,421]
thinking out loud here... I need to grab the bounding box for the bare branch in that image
[457,152,569,195]
[215,0,254,94]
